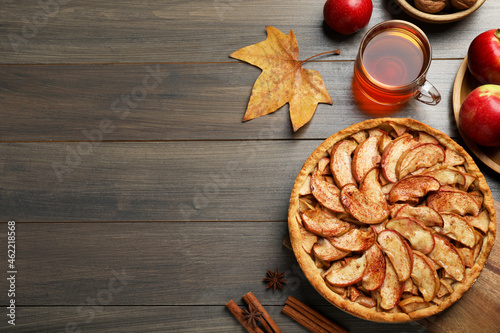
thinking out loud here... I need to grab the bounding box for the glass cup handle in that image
[415,80,441,105]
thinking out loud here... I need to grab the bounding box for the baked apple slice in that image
[392,204,444,228]
[411,251,440,302]
[330,227,375,252]
[422,166,466,187]
[325,255,367,287]
[301,208,350,237]
[457,238,482,268]
[465,210,490,234]
[361,243,386,291]
[427,189,482,216]
[379,257,404,310]
[427,234,465,282]
[340,184,389,224]
[313,237,350,262]
[298,175,312,195]
[330,140,357,188]
[439,213,477,248]
[398,296,431,314]
[443,147,465,166]
[378,229,413,282]
[359,168,388,208]
[385,217,435,254]
[352,136,381,183]
[317,157,331,175]
[299,227,318,254]
[397,143,445,179]
[418,131,438,144]
[387,121,408,137]
[381,133,416,183]
[388,175,440,204]
[350,131,367,144]
[310,171,345,213]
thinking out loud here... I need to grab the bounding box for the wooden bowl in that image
[395,0,486,24]
[452,55,500,173]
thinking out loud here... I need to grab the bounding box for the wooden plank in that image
[0,0,498,64]
[0,306,429,332]
[0,222,304,305]
[1,141,498,222]
[0,60,464,141]
[417,200,500,333]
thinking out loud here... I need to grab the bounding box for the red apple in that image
[459,84,500,147]
[467,28,500,85]
[323,0,372,35]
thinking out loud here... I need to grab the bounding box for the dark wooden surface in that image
[0,1,499,332]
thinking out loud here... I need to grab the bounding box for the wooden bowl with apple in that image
[395,0,486,24]
[453,28,500,173]
[453,56,500,173]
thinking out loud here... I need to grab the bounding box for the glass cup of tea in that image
[353,20,441,106]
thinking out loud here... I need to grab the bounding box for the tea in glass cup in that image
[354,20,440,106]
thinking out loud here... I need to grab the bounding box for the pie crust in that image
[288,118,496,322]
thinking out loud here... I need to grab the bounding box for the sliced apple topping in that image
[330,227,375,252]
[392,204,444,228]
[378,229,413,282]
[325,255,367,287]
[385,217,435,254]
[330,140,357,188]
[354,295,377,308]
[411,251,440,302]
[313,237,350,262]
[465,210,490,233]
[439,213,477,248]
[299,226,318,254]
[387,121,408,137]
[359,168,388,208]
[418,131,438,144]
[427,189,482,216]
[310,171,345,213]
[381,134,416,183]
[443,147,465,166]
[427,234,465,282]
[397,143,445,180]
[299,175,312,195]
[362,243,386,291]
[317,157,331,175]
[379,257,403,310]
[398,296,431,314]
[350,130,367,144]
[462,172,478,191]
[436,278,454,298]
[301,208,351,238]
[353,136,381,183]
[340,184,389,224]
[388,175,440,204]
[422,166,466,187]
[403,277,419,295]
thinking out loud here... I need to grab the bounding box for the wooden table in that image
[1,1,499,332]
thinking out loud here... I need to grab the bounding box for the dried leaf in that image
[230,26,335,131]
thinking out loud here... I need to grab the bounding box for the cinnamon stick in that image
[282,296,349,333]
[226,299,264,333]
[242,292,282,333]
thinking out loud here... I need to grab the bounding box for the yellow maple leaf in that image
[230,26,336,132]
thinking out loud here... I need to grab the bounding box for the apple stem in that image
[495,28,500,40]
[300,49,341,64]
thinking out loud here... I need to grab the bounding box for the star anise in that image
[263,268,287,291]
[242,304,263,328]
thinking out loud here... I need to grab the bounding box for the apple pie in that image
[288,118,496,322]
